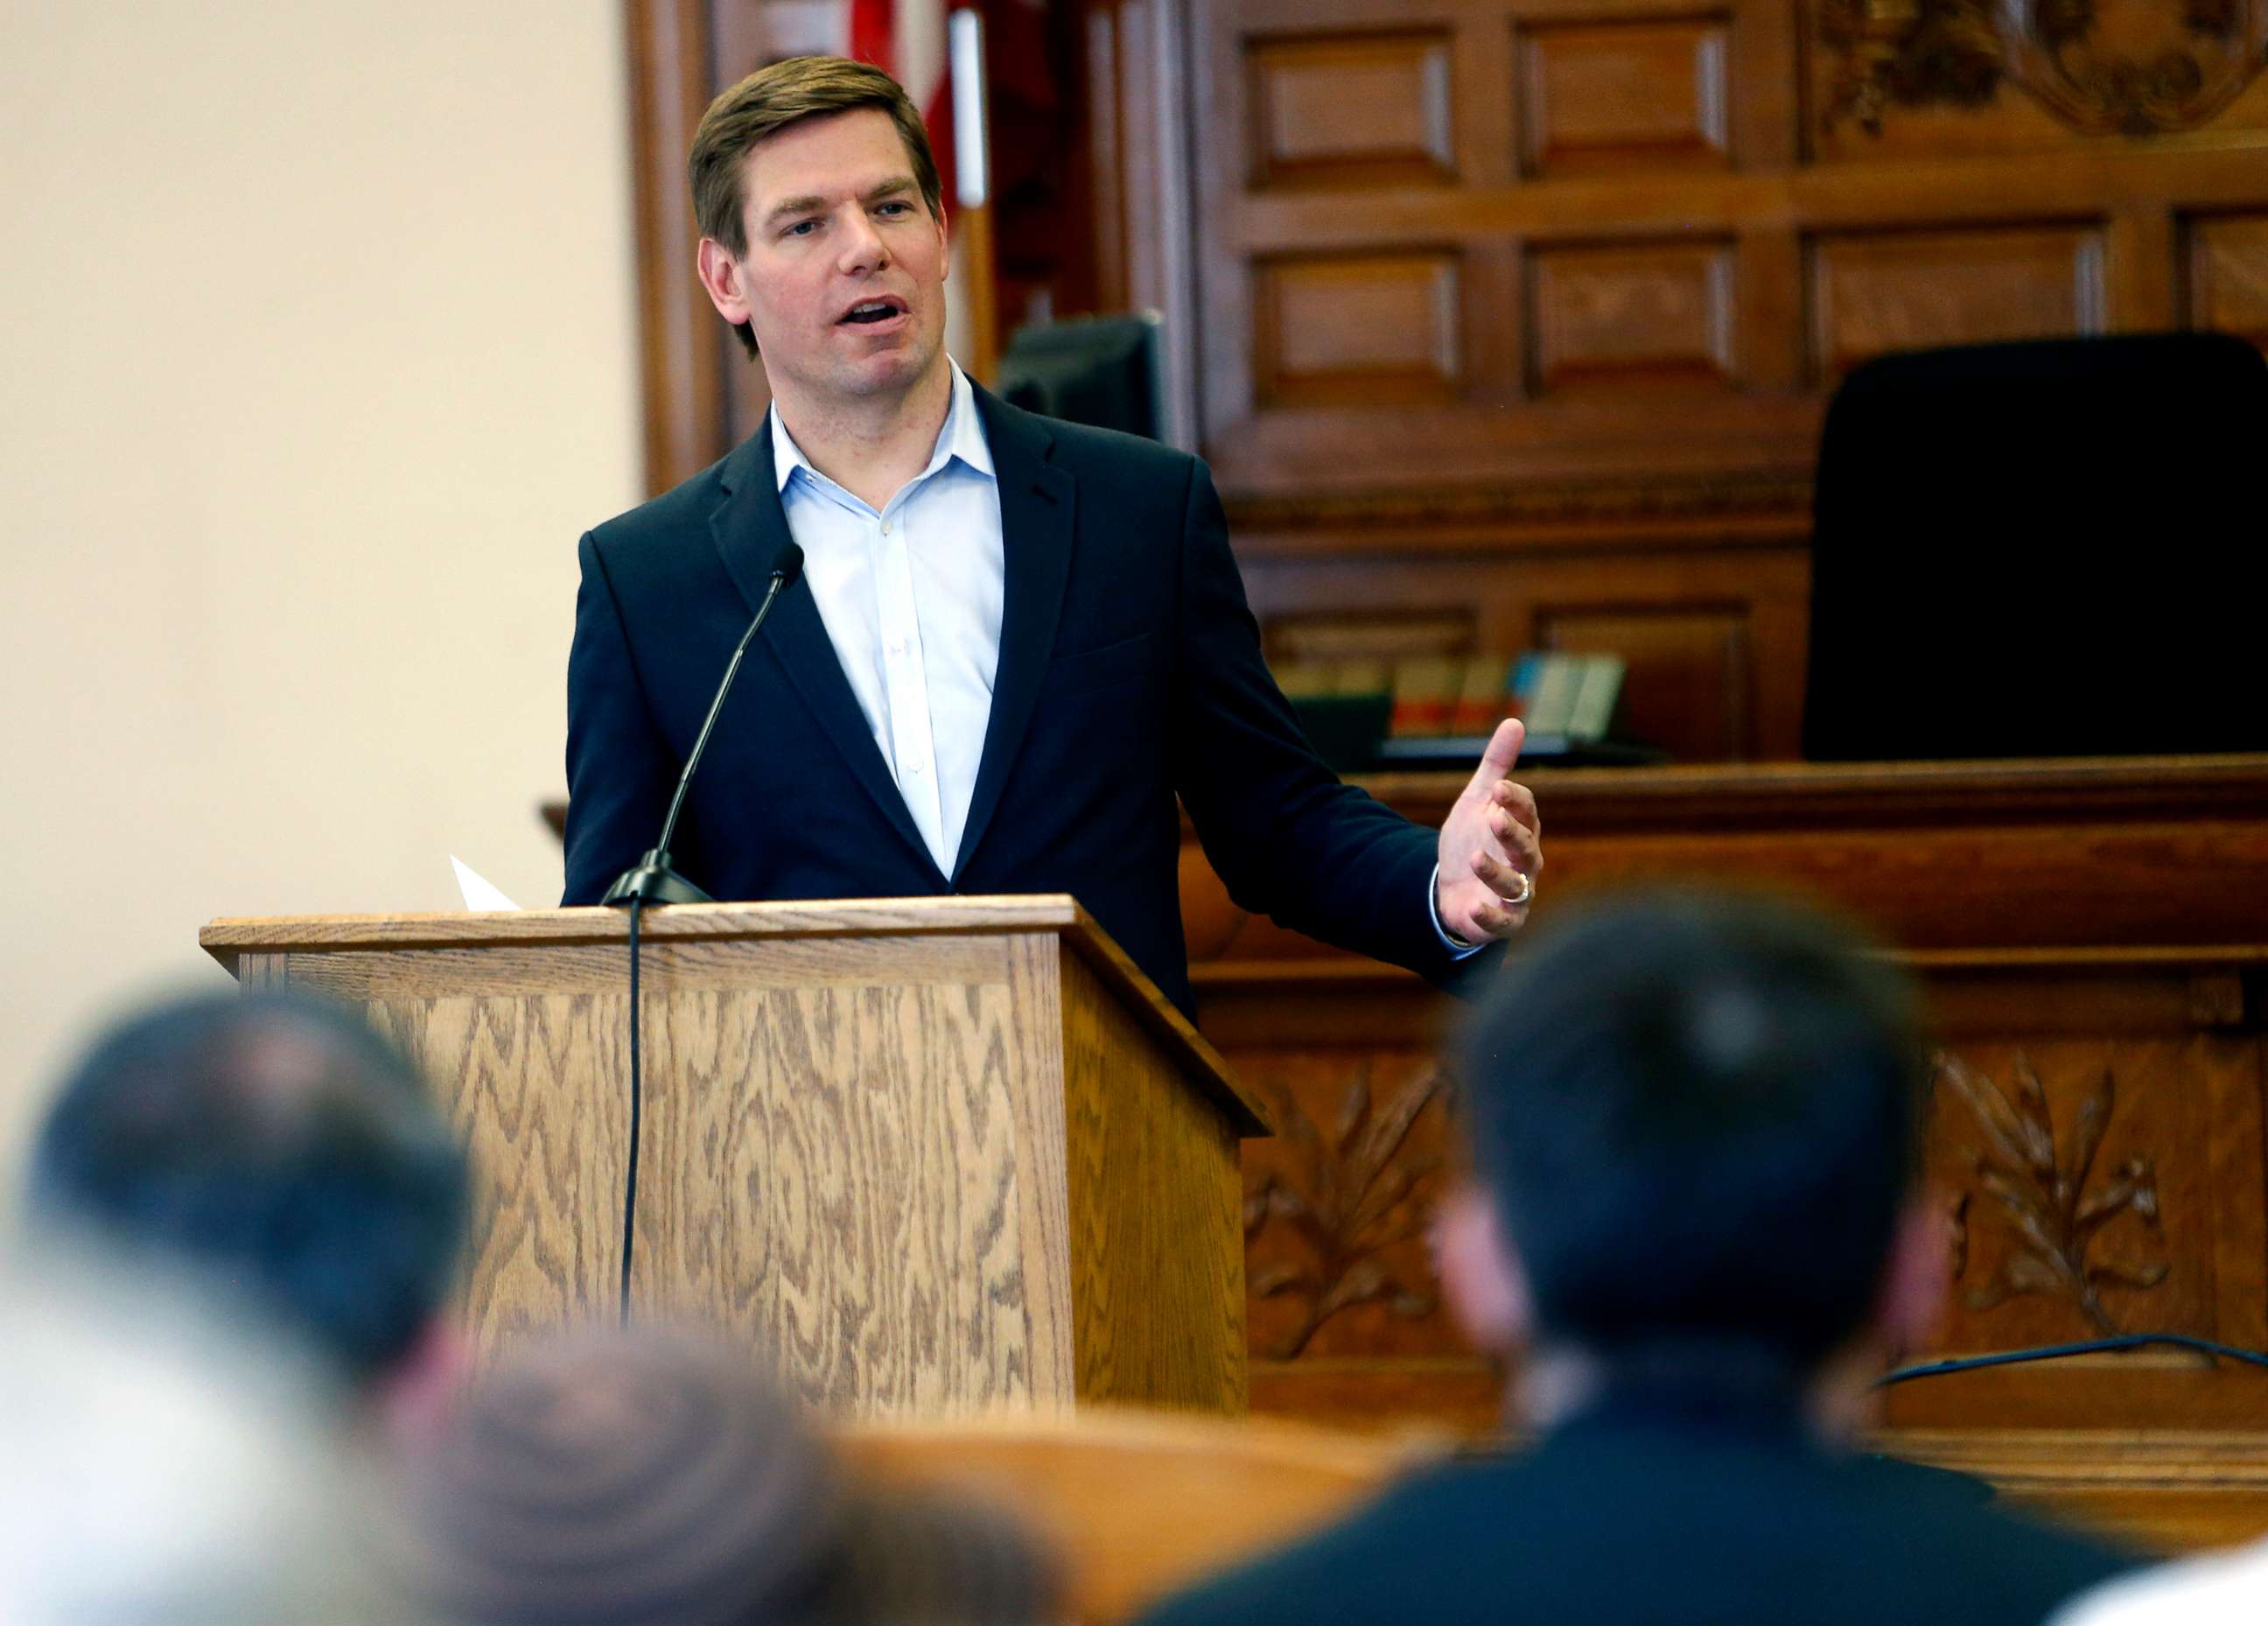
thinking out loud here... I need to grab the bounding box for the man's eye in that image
[876,201,911,217]
[782,220,818,238]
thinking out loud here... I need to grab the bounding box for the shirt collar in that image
[770,361,993,496]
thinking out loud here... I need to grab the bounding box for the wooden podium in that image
[200,896,1267,1418]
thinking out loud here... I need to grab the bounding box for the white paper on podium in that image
[450,857,521,912]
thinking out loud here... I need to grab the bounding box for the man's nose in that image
[836,210,890,275]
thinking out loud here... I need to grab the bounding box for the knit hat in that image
[391,1328,1057,1626]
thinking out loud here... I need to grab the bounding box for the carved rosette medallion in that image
[1819,0,2268,134]
[1935,1050,2170,1334]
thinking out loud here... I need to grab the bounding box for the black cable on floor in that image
[1879,1332,2268,1386]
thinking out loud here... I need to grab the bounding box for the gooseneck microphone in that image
[602,540,807,907]
[599,539,802,1324]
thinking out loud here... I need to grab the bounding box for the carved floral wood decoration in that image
[1818,0,2268,135]
[1936,1050,2170,1334]
[1242,1065,1448,1359]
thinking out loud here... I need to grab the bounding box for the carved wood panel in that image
[1171,0,2268,757]
[1193,0,2268,501]
[1221,963,2268,1432]
[1241,1052,1458,1361]
[1186,762,2268,1437]
[1811,0,2268,150]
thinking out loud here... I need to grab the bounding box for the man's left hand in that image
[1435,718,1544,946]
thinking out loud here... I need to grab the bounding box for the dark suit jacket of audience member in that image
[1138,1387,2138,1626]
[564,385,1483,1017]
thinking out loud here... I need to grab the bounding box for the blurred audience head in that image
[396,1327,1060,1626]
[24,989,470,1407]
[0,1259,420,1625]
[1440,889,1936,1400]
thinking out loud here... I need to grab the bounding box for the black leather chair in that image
[1802,332,2268,760]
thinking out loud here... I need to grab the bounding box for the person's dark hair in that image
[26,991,469,1388]
[689,55,946,360]
[398,1329,1060,1626]
[1456,890,1927,1370]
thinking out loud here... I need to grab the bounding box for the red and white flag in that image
[850,0,956,209]
[766,0,989,365]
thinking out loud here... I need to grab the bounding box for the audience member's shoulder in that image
[1137,1451,1524,1626]
[1842,1453,2142,1608]
[2050,1539,2268,1626]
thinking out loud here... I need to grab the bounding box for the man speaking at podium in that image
[563,57,1542,1017]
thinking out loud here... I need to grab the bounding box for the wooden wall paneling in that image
[1452,9,1520,189]
[1234,529,1812,760]
[1465,238,1529,403]
[1194,0,1258,444]
[1080,0,1205,445]
[1537,604,1754,759]
[708,4,787,449]
[1525,237,1740,392]
[1737,228,1805,389]
[1516,13,1736,179]
[627,0,729,494]
[1246,30,1458,190]
[2109,204,2180,332]
[1730,0,1800,168]
[1251,251,1468,406]
[1175,762,2268,1453]
[2188,213,2268,346]
[1141,0,1206,448]
[1804,223,2109,384]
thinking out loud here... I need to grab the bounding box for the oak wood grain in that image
[1061,952,1249,1412]
[629,940,1062,1414]
[206,901,1259,1418]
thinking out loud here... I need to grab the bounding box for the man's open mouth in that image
[837,299,906,326]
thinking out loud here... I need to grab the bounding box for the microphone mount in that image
[600,542,803,909]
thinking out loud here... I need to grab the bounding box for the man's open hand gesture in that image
[1434,718,1543,946]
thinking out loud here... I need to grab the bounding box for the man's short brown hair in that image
[690,56,946,358]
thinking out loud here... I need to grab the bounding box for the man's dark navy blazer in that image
[564,385,1481,1016]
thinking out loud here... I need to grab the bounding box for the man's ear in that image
[1433,1182,1532,1354]
[696,237,753,326]
[1873,1192,1950,1362]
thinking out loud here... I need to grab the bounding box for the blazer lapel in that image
[953,387,1075,880]
[708,428,942,880]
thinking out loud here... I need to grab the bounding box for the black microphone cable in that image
[1879,1332,2268,1387]
[620,893,645,1327]
[602,542,803,1328]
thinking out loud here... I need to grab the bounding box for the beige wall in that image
[0,4,642,1147]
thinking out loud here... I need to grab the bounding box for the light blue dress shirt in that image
[771,364,1002,877]
[769,362,1479,952]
